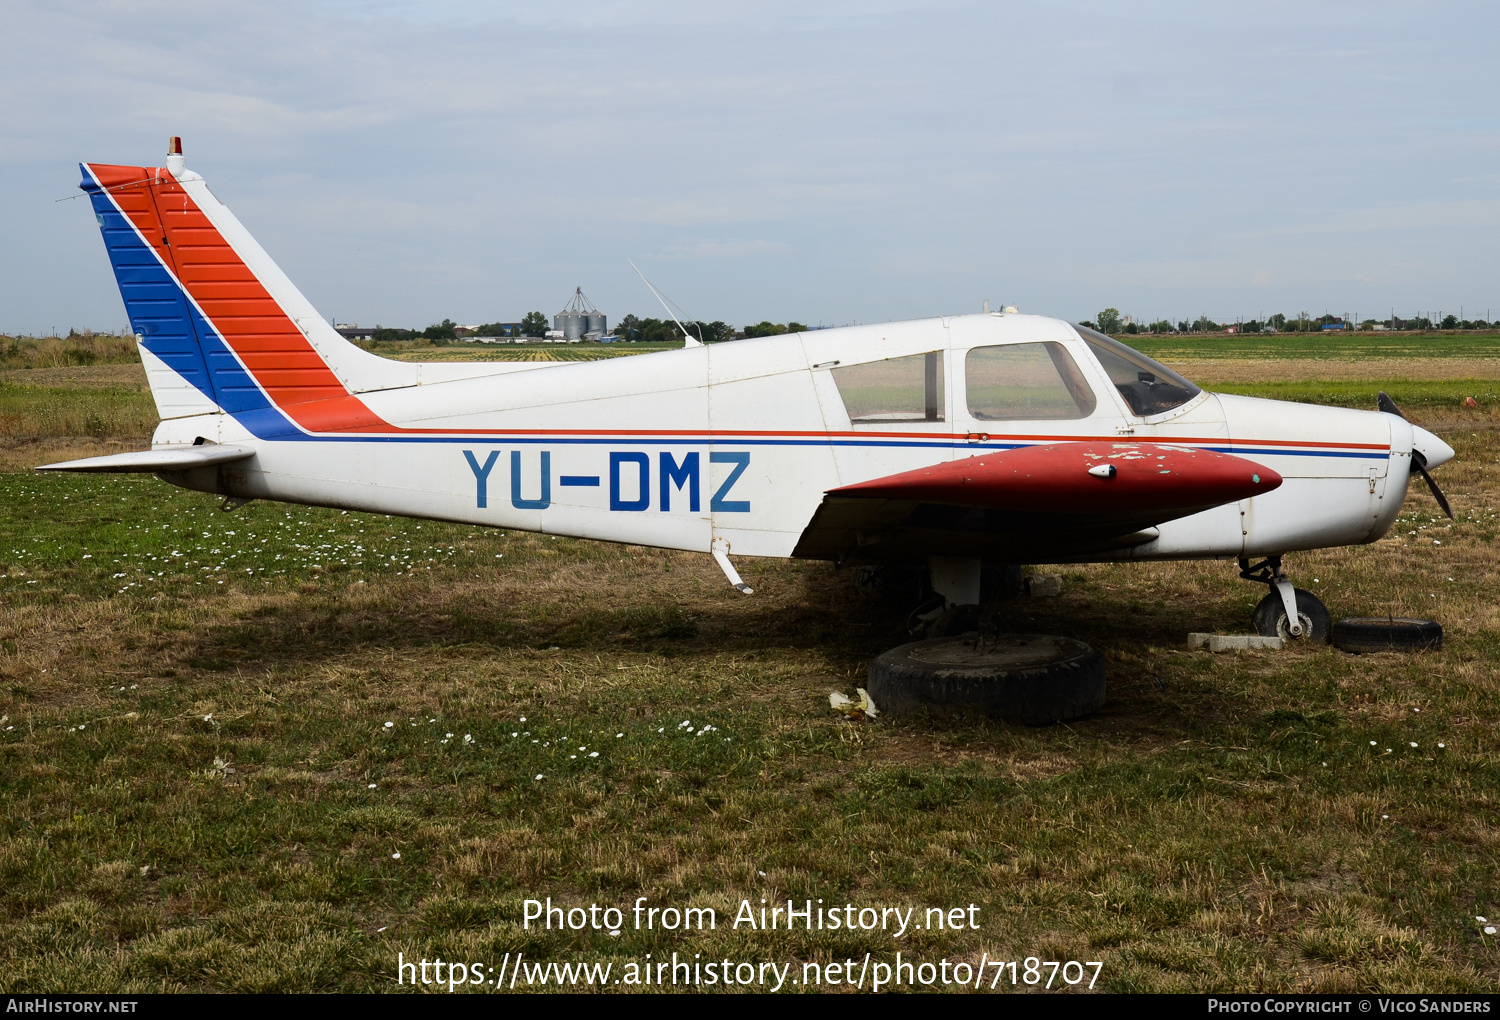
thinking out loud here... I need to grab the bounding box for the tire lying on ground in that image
[867,633,1106,726]
[1332,617,1443,654]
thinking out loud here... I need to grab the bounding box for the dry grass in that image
[0,364,149,391]
[2,354,1499,993]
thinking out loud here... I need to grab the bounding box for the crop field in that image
[1,337,1498,993]
[374,342,681,363]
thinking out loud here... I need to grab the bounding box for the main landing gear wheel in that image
[867,634,1106,726]
[1252,588,1331,643]
[1332,617,1443,654]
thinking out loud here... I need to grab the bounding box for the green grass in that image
[2,460,1499,992]
[1208,379,1500,416]
[1128,331,1500,361]
[0,385,156,441]
[4,344,1500,993]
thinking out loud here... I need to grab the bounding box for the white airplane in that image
[47,140,1455,681]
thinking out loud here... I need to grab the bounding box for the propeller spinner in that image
[1377,391,1454,519]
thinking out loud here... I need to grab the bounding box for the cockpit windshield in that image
[1073,324,1202,417]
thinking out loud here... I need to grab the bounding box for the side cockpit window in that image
[965,342,1096,420]
[832,351,944,423]
[1074,324,1201,417]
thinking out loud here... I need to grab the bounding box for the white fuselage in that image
[151,312,1418,564]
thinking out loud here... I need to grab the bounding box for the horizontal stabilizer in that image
[36,445,256,473]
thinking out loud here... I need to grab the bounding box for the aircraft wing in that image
[36,445,256,473]
[792,441,1280,563]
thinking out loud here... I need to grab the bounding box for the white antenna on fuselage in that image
[628,259,703,347]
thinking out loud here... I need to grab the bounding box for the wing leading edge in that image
[791,441,1281,563]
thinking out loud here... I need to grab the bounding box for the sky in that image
[3,0,1499,334]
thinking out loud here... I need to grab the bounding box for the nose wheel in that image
[1239,557,1331,643]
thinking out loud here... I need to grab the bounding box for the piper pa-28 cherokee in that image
[47,140,1456,719]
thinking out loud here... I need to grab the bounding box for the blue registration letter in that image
[659,451,700,512]
[610,452,650,511]
[709,451,751,513]
[463,449,500,508]
[511,450,551,509]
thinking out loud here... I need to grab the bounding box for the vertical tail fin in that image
[81,140,414,436]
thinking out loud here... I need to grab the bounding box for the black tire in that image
[867,633,1106,726]
[1332,617,1443,654]
[1252,588,1331,643]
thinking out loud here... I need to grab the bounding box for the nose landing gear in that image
[1239,556,1331,643]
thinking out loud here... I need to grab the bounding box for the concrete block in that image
[1187,632,1285,653]
[1025,574,1063,597]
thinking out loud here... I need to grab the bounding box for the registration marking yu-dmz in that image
[464,449,752,513]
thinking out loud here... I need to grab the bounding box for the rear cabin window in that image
[832,351,945,423]
[1074,325,1201,417]
[964,342,1097,420]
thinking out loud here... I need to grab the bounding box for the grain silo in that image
[554,287,605,341]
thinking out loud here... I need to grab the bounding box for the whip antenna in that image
[628,260,703,347]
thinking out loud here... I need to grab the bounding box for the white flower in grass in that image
[204,714,213,723]
[391,852,401,859]
[589,752,599,758]
[1487,926,1497,936]
[1438,743,1446,749]
[520,716,527,722]
[535,774,544,781]
[1477,916,1488,923]
[445,733,454,738]
[616,733,624,738]
[1410,742,1418,748]
[384,721,394,729]
[368,783,377,789]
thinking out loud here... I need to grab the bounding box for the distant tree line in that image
[362,314,818,345]
[1082,308,1495,335]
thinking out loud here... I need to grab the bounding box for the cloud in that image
[655,239,793,260]
[4,0,1500,330]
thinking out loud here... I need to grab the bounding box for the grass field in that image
[1129,331,1500,362]
[1,341,1499,993]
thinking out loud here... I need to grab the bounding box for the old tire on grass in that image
[1332,617,1443,654]
[1252,588,1331,643]
[867,633,1106,726]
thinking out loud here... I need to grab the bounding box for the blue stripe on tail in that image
[79,166,304,439]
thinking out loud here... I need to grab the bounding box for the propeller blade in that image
[1381,392,1454,517]
[1412,452,1454,519]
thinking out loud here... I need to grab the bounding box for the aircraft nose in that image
[1412,425,1454,470]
